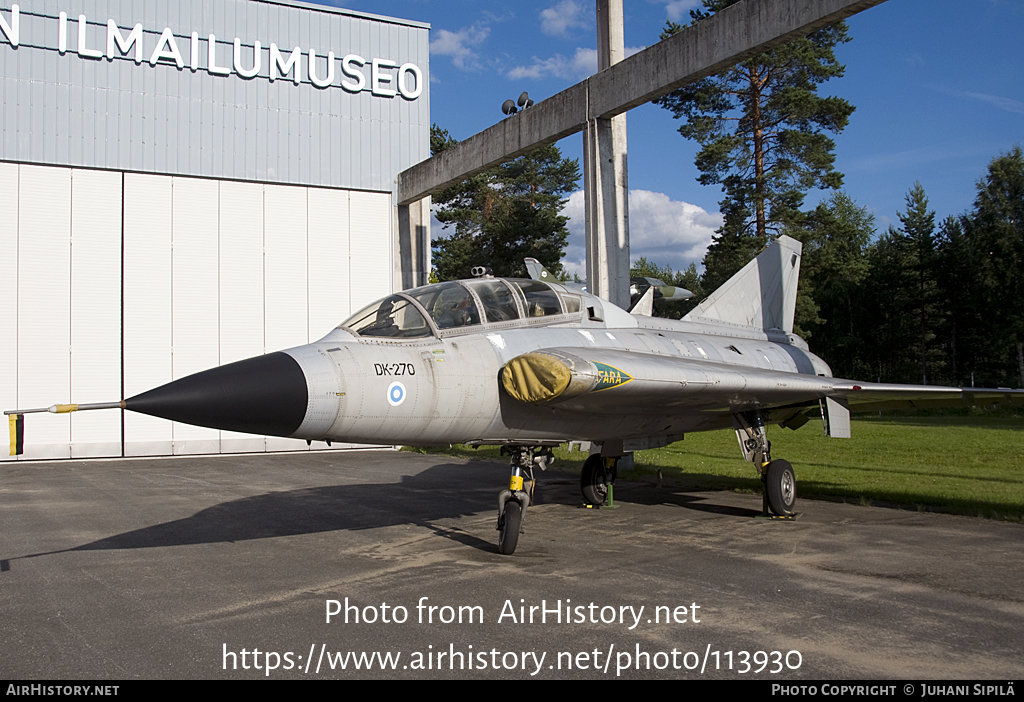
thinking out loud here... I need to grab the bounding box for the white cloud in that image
[571,48,597,76]
[559,189,720,279]
[664,0,702,23]
[507,45,644,81]
[430,25,490,70]
[541,0,587,36]
[507,48,591,80]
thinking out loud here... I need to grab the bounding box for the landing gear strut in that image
[495,446,554,554]
[734,411,797,517]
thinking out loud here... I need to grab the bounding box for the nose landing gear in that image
[495,446,554,554]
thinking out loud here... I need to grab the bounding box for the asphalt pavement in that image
[1,449,1022,680]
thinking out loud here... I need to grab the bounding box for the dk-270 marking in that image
[374,363,416,376]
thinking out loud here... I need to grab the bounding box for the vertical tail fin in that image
[683,235,802,333]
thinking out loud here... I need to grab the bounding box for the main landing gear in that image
[579,453,620,507]
[495,446,554,555]
[734,412,797,517]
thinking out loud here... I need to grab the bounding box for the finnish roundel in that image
[387,381,407,407]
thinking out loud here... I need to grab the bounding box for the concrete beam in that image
[396,0,887,205]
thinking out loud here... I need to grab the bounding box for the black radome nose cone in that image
[125,352,309,437]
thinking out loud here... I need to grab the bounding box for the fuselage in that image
[273,277,833,447]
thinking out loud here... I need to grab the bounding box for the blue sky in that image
[320,0,1023,276]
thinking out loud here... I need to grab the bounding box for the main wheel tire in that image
[766,459,796,516]
[498,500,523,555]
[580,454,608,506]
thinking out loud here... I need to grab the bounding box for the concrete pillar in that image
[395,196,431,291]
[584,0,629,309]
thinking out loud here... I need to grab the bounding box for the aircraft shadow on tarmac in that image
[2,463,763,570]
[9,462,502,558]
[602,480,764,518]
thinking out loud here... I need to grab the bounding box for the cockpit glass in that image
[512,280,563,317]
[340,295,432,338]
[468,280,521,323]
[561,294,582,313]
[409,282,482,330]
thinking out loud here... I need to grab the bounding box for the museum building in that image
[0,0,430,459]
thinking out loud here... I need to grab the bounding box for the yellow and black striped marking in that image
[9,414,24,456]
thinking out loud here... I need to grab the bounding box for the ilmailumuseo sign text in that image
[0,5,424,98]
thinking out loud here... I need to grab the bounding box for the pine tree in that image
[899,183,943,384]
[785,192,874,376]
[936,214,986,385]
[430,125,580,281]
[858,185,944,384]
[656,0,854,289]
[861,227,917,383]
[965,145,1024,386]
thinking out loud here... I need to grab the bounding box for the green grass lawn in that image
[410,412,1024,521]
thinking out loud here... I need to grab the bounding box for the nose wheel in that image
[497,500,523,555]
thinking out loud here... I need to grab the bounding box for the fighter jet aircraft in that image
[628,276,695,309]
[8,236,1022,554]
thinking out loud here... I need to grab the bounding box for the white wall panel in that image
[123,173,172,457]
[0,163,17,461]
[219,181,266,363]
[14,166,69,458]
[218,180,266,454]
[264,184,309,452]
[171,177,220,455]
[6,162,393,459]
[16,165,72,459]
[264,184,308,350]
[348,191,393,311]
[69,169,122,458]
[308,187,350,340]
